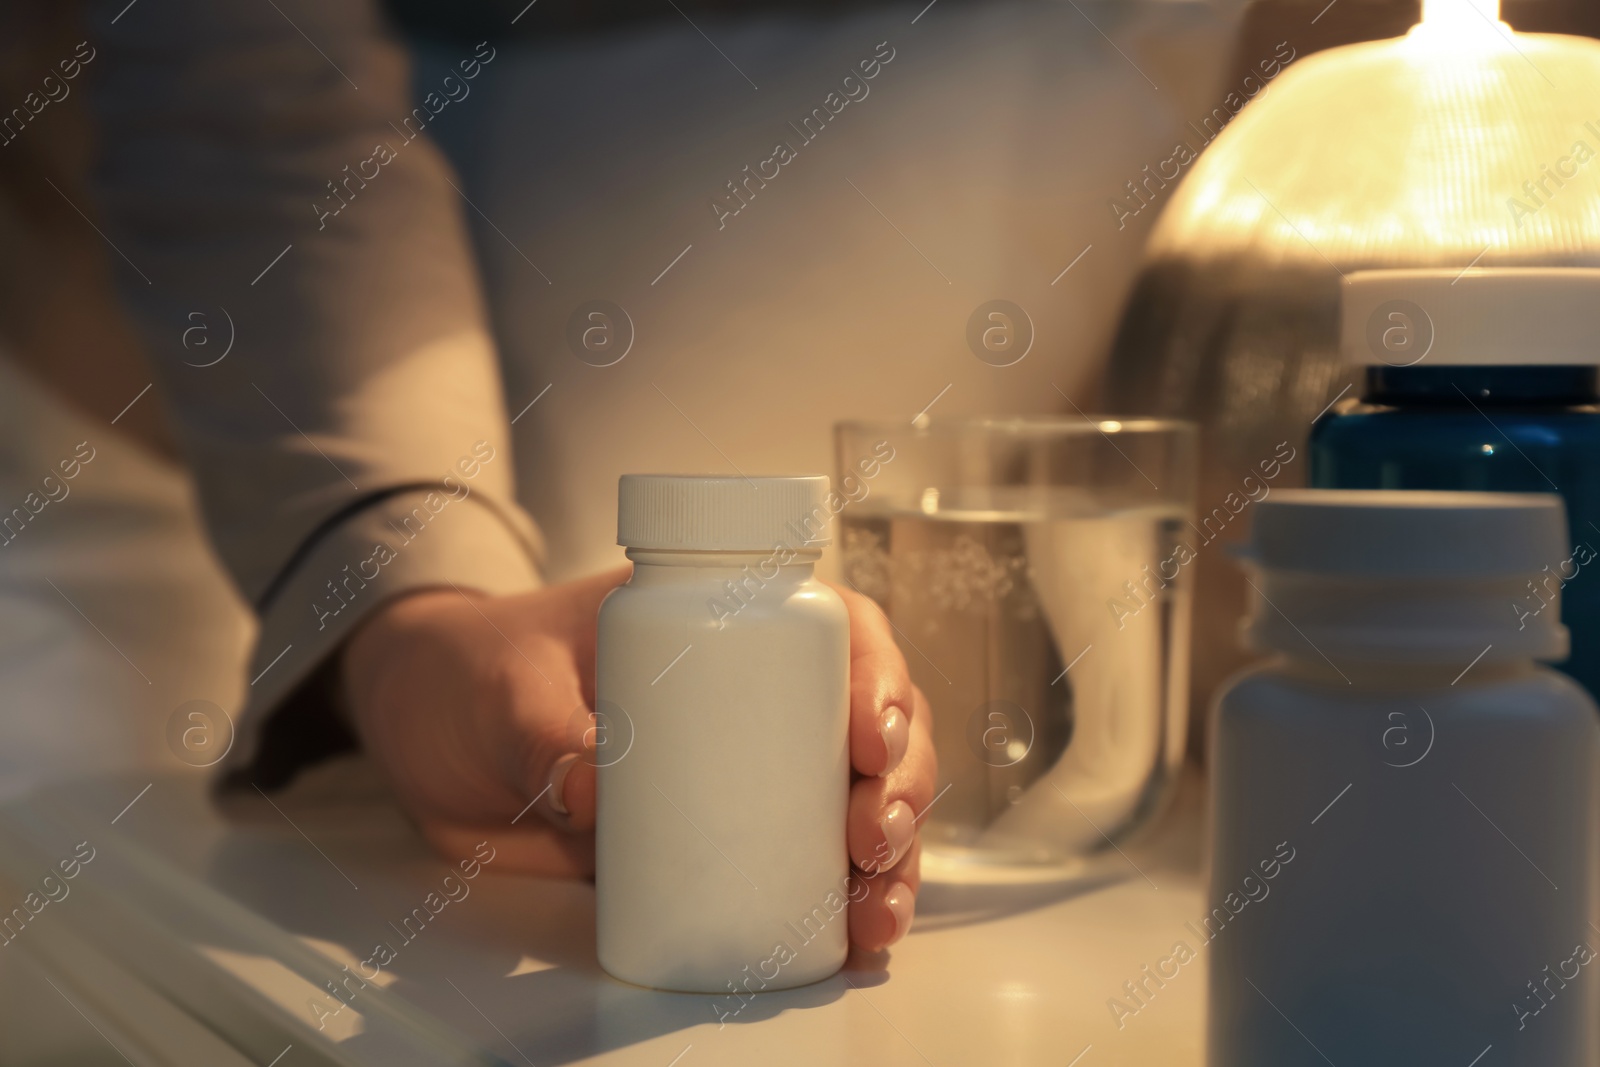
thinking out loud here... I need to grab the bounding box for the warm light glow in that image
[1417,0,1505,42]
[1421,0,1501,26]
[1147,12,1600,271]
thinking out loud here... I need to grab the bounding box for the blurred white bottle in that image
[596,474,850,993]
[1209,490,1600,1066]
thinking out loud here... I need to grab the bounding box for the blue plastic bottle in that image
[1311,268,1600,700]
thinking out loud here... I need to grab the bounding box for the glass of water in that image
[835,417,1198,876]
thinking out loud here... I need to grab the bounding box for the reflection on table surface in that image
[0,762,1205,1066]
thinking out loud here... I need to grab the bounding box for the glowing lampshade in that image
[1105,0,1600,720]
[1153,3,1600,268]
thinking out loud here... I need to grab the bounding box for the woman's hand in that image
[340,570,936,951]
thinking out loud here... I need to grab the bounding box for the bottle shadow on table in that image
[912,869,1130,932]
[206,827,872,1066]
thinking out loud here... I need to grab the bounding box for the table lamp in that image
[1102,0,1600,732]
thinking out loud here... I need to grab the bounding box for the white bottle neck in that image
[624,547,822,575]
[1268,655,1541,690]
[1246,570,1567,666]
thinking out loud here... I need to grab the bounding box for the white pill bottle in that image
[1209,490,1600,1066]
[596,474,851,993]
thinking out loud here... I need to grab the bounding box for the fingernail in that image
[885,881,914,944]
[878,705,909,774]
[546,753,579,816]
[880,800,915,868]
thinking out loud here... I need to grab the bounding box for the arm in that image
[84,0,935,948]
[84,0,539,770]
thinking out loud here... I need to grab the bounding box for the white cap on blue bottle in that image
[1342,268,1600,367]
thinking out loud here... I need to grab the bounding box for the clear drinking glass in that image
[835,417,1198,876]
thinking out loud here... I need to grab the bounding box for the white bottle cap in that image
[1244,489,1571,662]
[1342,268,1600,367]
[617,474,833,551]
